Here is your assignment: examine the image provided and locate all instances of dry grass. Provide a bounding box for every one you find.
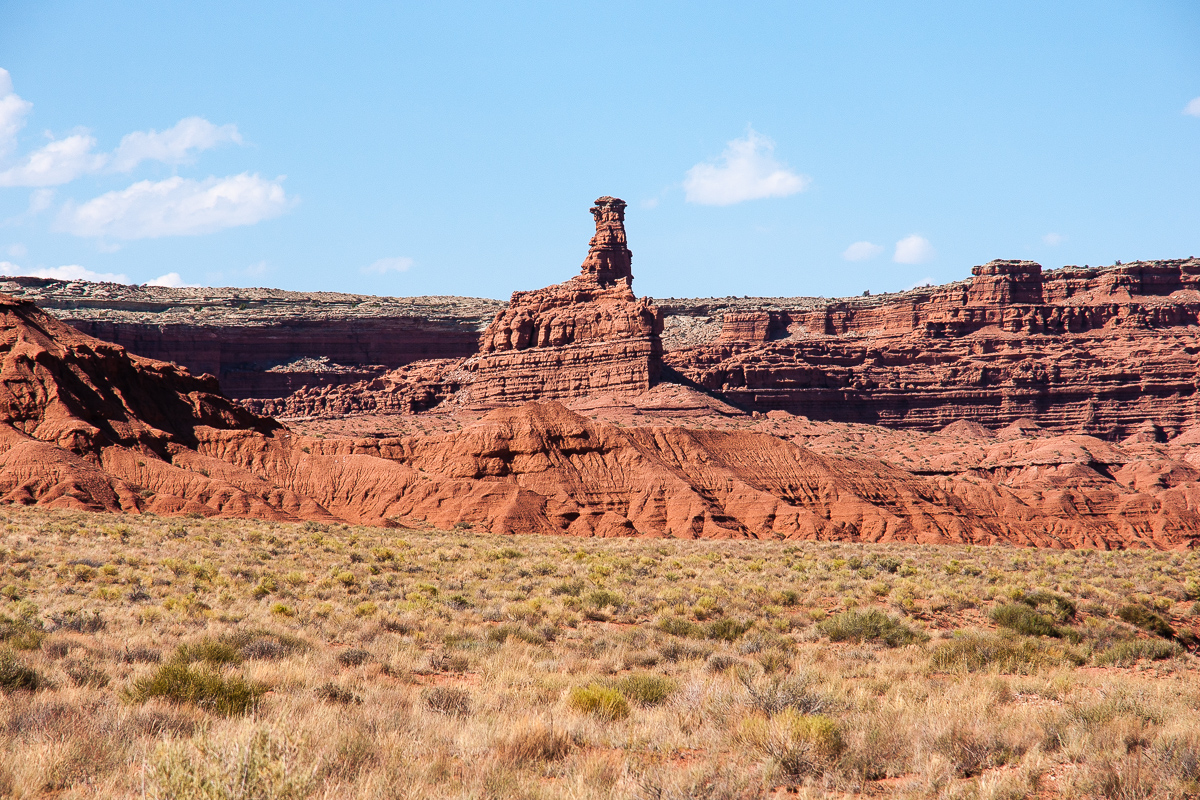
[0,507,1197,798]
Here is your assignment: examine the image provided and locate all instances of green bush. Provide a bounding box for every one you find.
[1095,638,1184,667]
[705,618,751,642]
[990,603,1062,638]
[0,648,43,693]
[1116,605,1175,639]
[656,616,701,638]
[585,589,623,609]
[0,615,45,651]
[485,624,545,645]
[126,662,265,715]
[568,683,630,720]
[614,673,676,706]
[819,609,927,647]
[929,631,1082,674]
[1017,590,1077,622]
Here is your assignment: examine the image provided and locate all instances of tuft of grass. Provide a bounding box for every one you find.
[990,603,1062,637]
[315,682,363,704]
[819,609,927,647]
[705,618,751,642]
[657,616,701,638]
[613,673,677,706]
[496,721,576,763]
[175,637,243,666]
[568,683,630,720]
[1094,638,1184,667]
[0,615,46,651]
[485,624,545,645]
[422,686,472,716]
[125,661,265,715]
[929,631,1082,674]
[0,648,44,693]
[1116,605,1175,639]
[336,648,372,667]
[738,709,844,780]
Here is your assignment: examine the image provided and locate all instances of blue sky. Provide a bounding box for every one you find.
[1,1,1198,300]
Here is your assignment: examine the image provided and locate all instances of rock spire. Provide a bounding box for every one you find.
[579,196,633,287]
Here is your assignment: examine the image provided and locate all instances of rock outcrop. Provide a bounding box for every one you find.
[663,258,1200,437]
[1,289,1199,548]
[0,278,503,400]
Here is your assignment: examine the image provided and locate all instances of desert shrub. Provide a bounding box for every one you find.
[706,653,744,673]
[657,616,701,638]
[585,589,622,609]
[485,624,545,645]
[1020,590,1077,622]
[496,721,576,763]
[991,603,1062,637]
[53,610,105,633]
[739,671,829,716]
[65,661,110,688]
[614,673,676,706]
[422,686,472,716]
[706,618,751,642]
[336,648,372,667]
[126,662,265,715]
[819,609,927,647]
[176,637,242,666]
[738,710,844,780]
[150,729,316,800]
[550,578,584,597]
[315,682,362,704]
[0,648,44,693]
[121,645,162,663]
[659,638,713,662]
[0,615,45,650]
[1094,638,1184,667]
[568,683,630,720]
[233,630,310,661]
[929,630,1082,674]
[1116,605,1175,639]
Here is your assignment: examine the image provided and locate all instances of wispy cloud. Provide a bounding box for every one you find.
[363,257,414,275]
[842,241,884,261]
[1043,232,1066,246]
[0,260,128,283]
[683,129,810,206]
[57,173,291,239]
[1184,97,1200,117]
[0,133,108,187]
[111,117,241,172]
[894,234,935,264]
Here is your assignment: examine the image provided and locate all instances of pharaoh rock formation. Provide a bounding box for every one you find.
[463,196,662,404]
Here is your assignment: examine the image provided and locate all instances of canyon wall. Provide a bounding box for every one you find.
[0,278,503,400]
[9,248,1200,437]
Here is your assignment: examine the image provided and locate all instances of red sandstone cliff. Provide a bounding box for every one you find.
[1,289,1198,548]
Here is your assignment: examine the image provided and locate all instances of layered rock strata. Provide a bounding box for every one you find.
[459,196,663,404]
[664,258,1200,437]
[0,277,503,400]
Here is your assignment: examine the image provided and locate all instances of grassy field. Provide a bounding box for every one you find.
[0,509,1198,799]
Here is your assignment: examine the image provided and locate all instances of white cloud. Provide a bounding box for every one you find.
[57,173,291,239]
[1184,97,1200,117]
[1043,232,1066,246]
[683,129,810,206]
[0,260,128,283]
[363,257,414,275]
[0,133,107,187]
[0,69,32,159]
[5,243,26,258]
[111,117,241,172]
[894,234,935,264]
[842,241,884,261]
[146,272,195,288]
